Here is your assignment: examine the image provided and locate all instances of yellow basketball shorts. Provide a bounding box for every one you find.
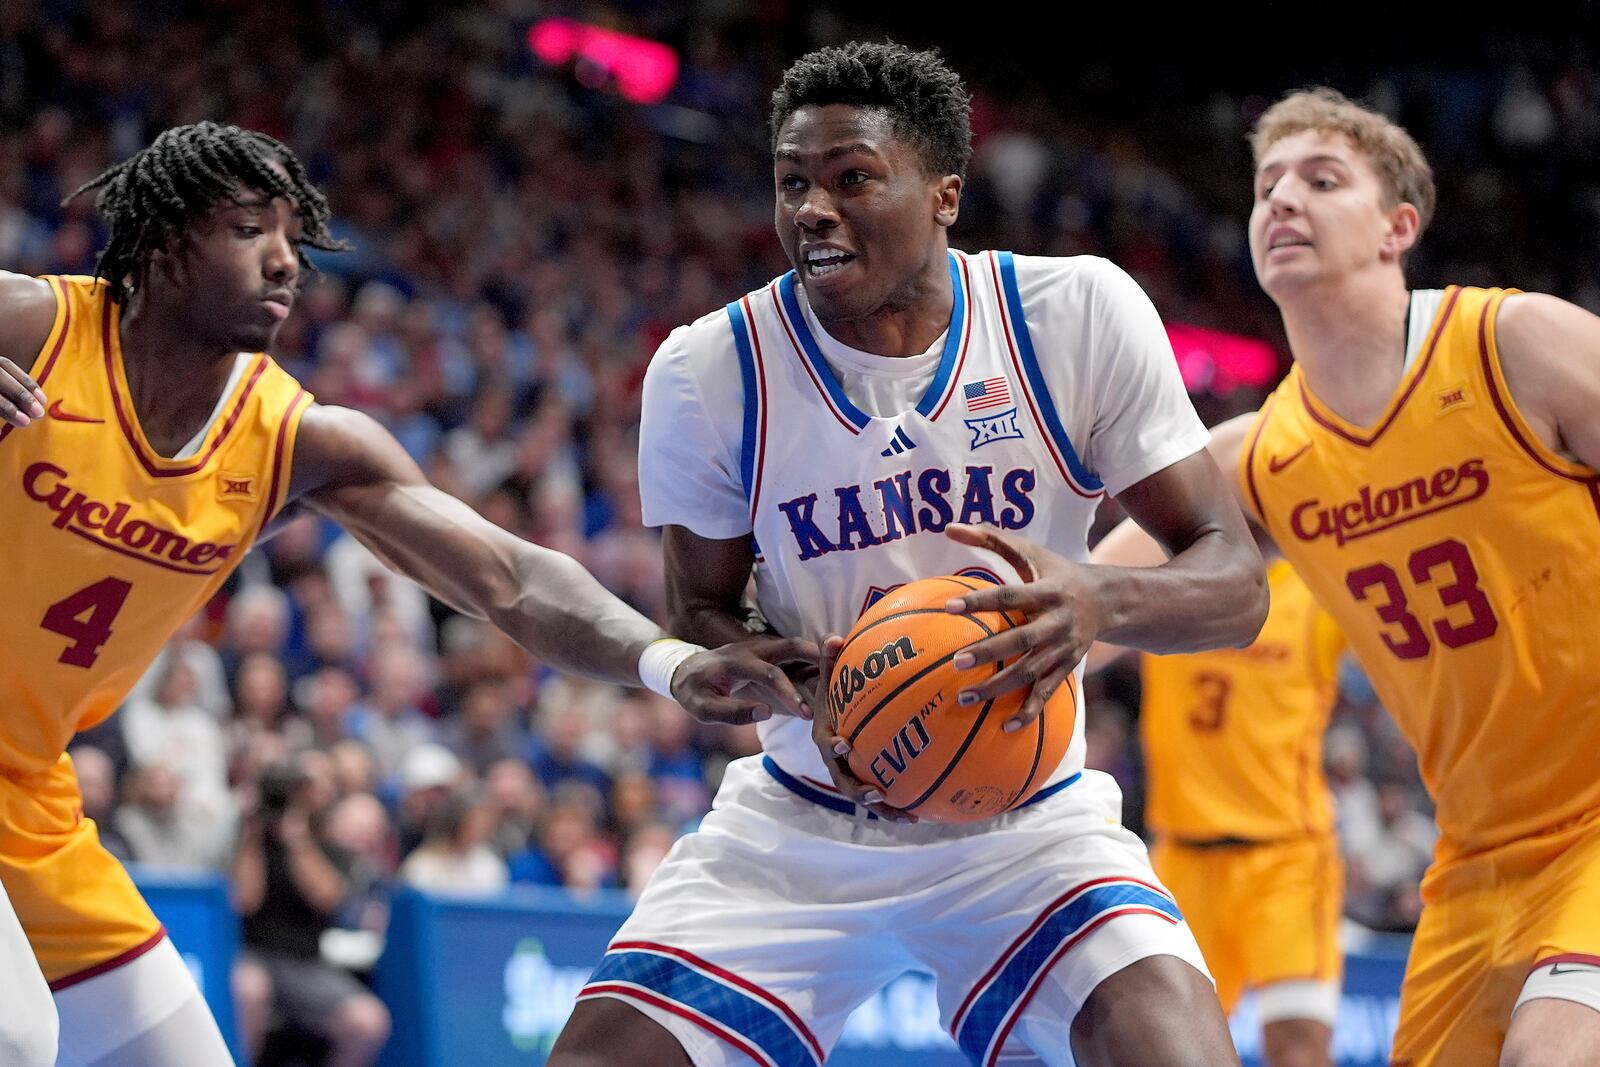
[1151,833,1342,1014]
[0,754,164,986]
[1390,812,1600,1067]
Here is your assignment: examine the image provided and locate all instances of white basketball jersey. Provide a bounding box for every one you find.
[640,249,1208,783]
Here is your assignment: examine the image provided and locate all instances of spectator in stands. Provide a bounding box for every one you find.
[398,786,510,897]
[346,644,436,792]
[393,743,464,858]
[484,757,547,858]
[122,658,233,818]
[438,678,531,775]
[69,744,131,863]
[116,763,233,872]
[232,760,392,1067]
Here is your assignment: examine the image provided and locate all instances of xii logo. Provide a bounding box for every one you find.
[218,472,256,501]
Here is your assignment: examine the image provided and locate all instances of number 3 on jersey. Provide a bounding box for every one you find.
[41,578,133,668]
[1345,538,1498,660]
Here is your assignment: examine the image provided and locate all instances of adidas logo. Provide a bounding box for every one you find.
[880,427,917,457]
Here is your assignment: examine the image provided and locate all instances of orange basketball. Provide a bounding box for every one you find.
[827,575,1076,823]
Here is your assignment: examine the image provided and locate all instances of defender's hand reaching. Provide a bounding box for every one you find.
[669,636,819,726]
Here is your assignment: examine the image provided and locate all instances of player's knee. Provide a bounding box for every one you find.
[329,993,391,1052]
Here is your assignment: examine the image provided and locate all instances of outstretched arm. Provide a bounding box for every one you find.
[286,404,812,722]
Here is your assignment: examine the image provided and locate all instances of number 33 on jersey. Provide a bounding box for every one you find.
[0,276,310,776]
[1241,285,1600,855]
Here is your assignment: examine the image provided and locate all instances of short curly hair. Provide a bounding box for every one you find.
[770,41,972,179]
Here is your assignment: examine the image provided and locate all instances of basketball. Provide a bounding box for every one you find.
[827,575,1076,823]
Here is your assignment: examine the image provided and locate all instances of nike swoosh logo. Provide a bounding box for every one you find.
[48,399,104,424]
[1267,443,1311,474]
[1548,962,1600,975]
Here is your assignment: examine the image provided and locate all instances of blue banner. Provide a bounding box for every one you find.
[371,886,1409,1067]
[133,874,1406,1066]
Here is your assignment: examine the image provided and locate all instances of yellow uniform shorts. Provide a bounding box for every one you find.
[1390,812,1600,1067]
[1151,832,1342,1014]
[0,754,164,986]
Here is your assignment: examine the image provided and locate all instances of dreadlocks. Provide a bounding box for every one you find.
[65,121,346,302]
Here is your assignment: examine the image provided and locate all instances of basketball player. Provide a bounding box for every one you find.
[1086,536,1346,1067]
[550,43,1268,1067]
[1093,88,1600,1066]
[0,122,811,1067]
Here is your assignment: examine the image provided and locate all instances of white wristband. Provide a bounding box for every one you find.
[638,638,706,700]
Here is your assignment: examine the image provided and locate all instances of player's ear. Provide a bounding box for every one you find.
[934,174,961,229]
[1381,202,1420,263]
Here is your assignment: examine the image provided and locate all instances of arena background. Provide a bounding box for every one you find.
[4,2,1599,1063]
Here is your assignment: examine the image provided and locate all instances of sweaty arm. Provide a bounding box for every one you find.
[1494,293,1600,471]
[285,405,811,722]
[0,272,60,429]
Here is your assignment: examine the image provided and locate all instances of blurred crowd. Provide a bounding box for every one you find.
[6,1,1598,1050]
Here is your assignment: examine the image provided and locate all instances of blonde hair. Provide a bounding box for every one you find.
[1251,87,1436,238]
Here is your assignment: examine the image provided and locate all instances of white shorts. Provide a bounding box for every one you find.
[578,756,1209,1067]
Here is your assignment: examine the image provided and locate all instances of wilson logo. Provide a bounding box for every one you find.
[828,636,919,722]
[1289,458,1489,546]
[24,462,239,572]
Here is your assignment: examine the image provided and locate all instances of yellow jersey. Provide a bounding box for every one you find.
[0,276,310,776]
[1241,286,1600,857]
[1141,559,1344,842]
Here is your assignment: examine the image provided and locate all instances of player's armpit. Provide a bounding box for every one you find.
[1494,292,1600,472]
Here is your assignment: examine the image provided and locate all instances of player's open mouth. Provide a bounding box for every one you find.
[804,248,856,278]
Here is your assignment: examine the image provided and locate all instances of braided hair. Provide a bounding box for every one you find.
[65,121,346,302]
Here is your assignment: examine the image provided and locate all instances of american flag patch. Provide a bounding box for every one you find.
[963,376,1012,412]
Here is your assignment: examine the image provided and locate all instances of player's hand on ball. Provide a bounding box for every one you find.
[670,636,819,725]
[0,356,45,429]
[811,635,918,824]
[941,523,1100,732]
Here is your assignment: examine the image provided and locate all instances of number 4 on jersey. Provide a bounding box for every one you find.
[41,578,133,668]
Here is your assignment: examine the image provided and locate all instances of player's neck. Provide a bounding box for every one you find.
[1278,273,1411,429]
[118,296,243,456]
[814,258,953,357]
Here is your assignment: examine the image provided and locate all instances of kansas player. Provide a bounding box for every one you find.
[0,122,810,1067]
[1095,88,1600,1066]
[550,43,1267,1067]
